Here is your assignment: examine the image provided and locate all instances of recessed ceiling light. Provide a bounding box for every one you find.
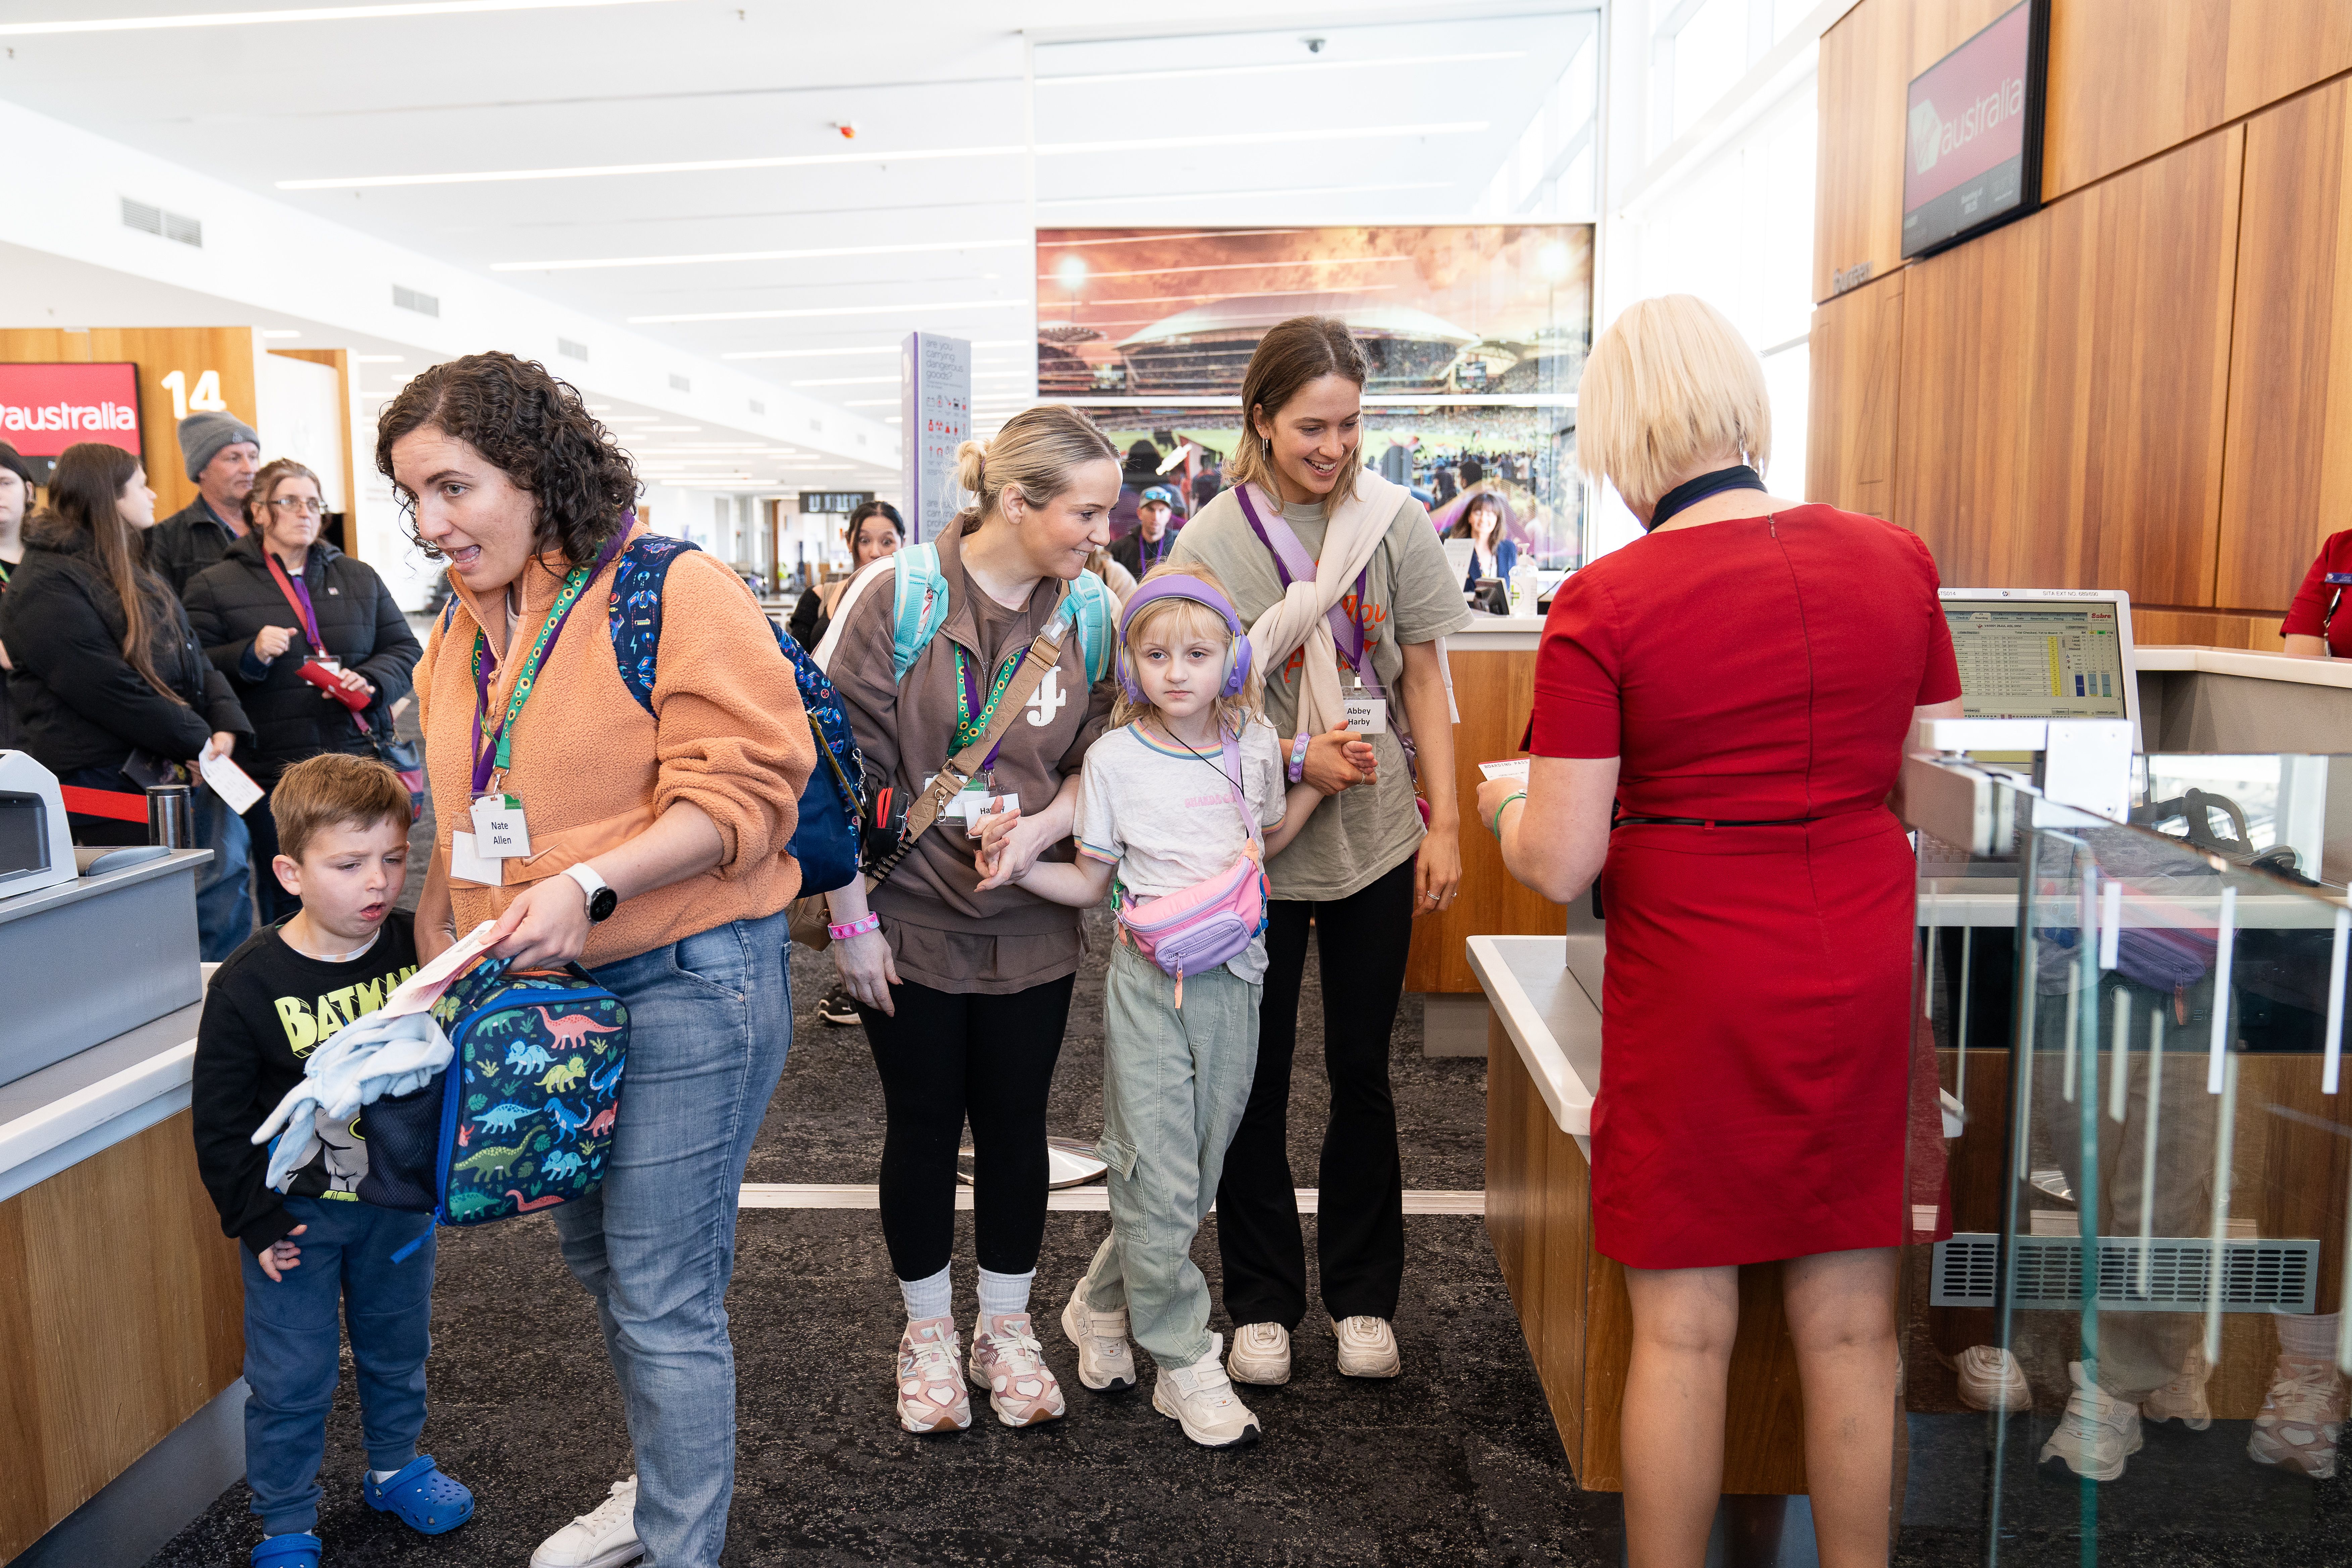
[720,339,1027,362]
[641,424,702,431]
[352,353,405,362]
[262,328,302,338]
[629,299,1024,325]
[276,125,1481,192]
[845,399,897,407]
[1035,50,1524,87]
[0,0,680,37]
[492,237,1025,272]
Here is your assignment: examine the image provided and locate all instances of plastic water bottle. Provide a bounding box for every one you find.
[1509,561,1538,617]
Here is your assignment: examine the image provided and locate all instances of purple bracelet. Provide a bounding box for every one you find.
[1289,731,1311,783]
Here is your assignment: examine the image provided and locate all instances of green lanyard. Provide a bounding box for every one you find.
[953,645,1025,767]
[469,559,599,794]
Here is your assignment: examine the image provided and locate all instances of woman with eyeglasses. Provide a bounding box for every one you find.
[186,457,421,923]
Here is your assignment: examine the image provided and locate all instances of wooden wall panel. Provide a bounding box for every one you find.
[1806,271,1906,517]
[2044,0,2352,200]
[1896,130,2240,604]
[1813,0,2017,304]
[1405,648,1565,995]
[0,328,260,521]
[0,1112,244,1559]
[2217,79,2352,616]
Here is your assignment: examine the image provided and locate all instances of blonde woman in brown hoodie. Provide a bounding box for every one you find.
[382,353,815,1568]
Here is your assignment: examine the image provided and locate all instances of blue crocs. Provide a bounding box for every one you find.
[251,1532,321,1568]
[361,1455,475,1535]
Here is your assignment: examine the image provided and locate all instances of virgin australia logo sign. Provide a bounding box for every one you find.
[1911,100,1942,174]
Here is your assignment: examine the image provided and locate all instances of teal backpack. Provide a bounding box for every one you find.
[882,543,1114,685]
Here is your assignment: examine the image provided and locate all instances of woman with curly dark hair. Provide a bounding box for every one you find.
[381,352,816,1568]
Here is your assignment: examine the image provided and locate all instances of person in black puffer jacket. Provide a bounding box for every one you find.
[0,441,255,956]
[185,457,420,923]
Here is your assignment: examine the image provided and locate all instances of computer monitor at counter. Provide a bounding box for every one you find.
[1939,587,2140,746]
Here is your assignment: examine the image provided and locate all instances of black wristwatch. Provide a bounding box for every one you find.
[564,862,619,923]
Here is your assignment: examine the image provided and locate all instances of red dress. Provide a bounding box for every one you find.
[1530,506,1961,1269]
[2280,529,2352,656]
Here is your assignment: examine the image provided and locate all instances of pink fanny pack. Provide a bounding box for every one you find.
[1117,726,1269,1004]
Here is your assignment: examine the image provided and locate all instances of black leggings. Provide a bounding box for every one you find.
[858,973,1074,1281]
[1215,854,1416,1329]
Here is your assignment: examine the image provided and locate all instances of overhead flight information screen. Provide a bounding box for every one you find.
[1943,599,2128,720]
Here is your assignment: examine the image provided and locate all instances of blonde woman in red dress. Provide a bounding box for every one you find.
[1481,295,1963,1568]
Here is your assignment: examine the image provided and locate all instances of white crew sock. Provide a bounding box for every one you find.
[977,1265,1034,1321]
[2278,1310,2340,1361]
[899,1264,952,1322]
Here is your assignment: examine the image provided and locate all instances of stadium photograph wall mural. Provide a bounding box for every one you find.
[1035,224,1596,570]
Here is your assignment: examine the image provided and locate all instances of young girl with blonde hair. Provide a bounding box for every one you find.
[981,560,1369,1446]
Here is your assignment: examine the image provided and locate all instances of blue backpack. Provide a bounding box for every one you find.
[607,535,865,896]
[359,958,628,1240]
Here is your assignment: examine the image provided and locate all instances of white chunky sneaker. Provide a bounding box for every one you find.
[1334,1315,1402,1379]
[2144,1343,2214,1431]
[2247,1356,2347,1478]
[530,1475,642,1568]
[2039,1360,2143,1481]
[1226,1321,1292,1385]
[968,1312,1067,1427]
[896,1316,972,1433]
[1154,1335,1262,1448]
[1060,1277,1136,1392]
[1955,1346,2032,1413]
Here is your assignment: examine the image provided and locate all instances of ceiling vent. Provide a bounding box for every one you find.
[122,197,202,248]
[393,285,439,318]
[557,337,588,361]
[669,373,692,392]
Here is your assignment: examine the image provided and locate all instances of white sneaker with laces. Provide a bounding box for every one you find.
[1955,1346,2032,1412]
[1226,1321,1291,1385]
[530,1475,642,1568]
[1154,1335,1262,1448]
[1060,1277,1136,1391]
[2039,1361,2143,1482]
[1334,1315,1402,1379]
[2248,1356,2348,1478]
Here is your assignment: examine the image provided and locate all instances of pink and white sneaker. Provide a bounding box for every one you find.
[2248,1356,2348,1479]
[968,1312,1067,1428]
[896,1316,972,1433]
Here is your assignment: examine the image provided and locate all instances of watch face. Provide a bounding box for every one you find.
[587,887,619,922]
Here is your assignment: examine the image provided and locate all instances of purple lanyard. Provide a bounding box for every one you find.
[1233,484,1377,693]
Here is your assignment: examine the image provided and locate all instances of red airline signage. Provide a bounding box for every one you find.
[0,362,143,458]
[1901,0,2045,258]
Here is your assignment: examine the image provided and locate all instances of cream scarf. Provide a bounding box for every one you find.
[1242,470,1409,736]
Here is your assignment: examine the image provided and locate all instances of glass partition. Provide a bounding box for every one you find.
[1907,762,2352,1565]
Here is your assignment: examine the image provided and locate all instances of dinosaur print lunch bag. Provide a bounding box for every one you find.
[359,957,628,1228]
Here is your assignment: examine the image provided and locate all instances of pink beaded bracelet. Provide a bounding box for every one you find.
[828,913,881,941]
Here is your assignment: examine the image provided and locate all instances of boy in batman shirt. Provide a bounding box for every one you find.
[192,754,474,1565]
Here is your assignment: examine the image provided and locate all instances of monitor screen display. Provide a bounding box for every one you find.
[1902,0,2046,258]
[1944,599,2129,721]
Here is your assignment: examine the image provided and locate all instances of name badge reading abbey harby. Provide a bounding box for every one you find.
[1342,694,1389,734]
[470,793,533,859]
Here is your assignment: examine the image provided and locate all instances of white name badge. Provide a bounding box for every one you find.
[963,791,1020,836]
[1342,695,1389,734]
[470,793,533,859]
[448,830,506,887]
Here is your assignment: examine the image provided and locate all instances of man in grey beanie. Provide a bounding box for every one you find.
[147,410,261,597]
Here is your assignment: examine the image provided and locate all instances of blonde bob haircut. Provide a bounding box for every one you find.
[953,403,1118,529]
[1576,294,1772,513]
[1110,561,1265,734]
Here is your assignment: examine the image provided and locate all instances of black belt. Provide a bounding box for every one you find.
[1615,814,1815,828]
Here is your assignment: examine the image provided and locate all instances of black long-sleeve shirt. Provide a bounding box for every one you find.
[191,913,419,1253]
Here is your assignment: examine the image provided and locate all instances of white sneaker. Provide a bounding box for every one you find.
[2248,1355,2348,1478]
[1955,1346,2032,1412]
[2144,1343,2214,1431]
[1060,1277,1136,1392]
[1154,1335,1262,1448]
[530,1475,642,1568]
[2039,1361,2143,1481]
[1226,1321,1292,1385]
[1334,1315,1402,1379]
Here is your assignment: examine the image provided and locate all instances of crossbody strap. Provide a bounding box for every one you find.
[862,590,1078,891]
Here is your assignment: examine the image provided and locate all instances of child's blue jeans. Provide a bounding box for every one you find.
[1083,943,1261,1372]
[240,1195,435,1536]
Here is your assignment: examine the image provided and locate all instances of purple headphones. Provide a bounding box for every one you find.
[1116,576,1255,703]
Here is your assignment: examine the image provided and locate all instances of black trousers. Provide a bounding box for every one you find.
[858,973,1074,1282]
[1216,854,1416,1329]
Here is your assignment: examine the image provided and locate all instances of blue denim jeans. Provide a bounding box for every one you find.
[561,907,793,1568]
[240,1196,436,1537]
[1083,944,1260,1372]
[196,783,254,959]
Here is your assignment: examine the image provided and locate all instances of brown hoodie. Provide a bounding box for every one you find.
[416,520,815,967]
[826,515,1114,993]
